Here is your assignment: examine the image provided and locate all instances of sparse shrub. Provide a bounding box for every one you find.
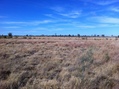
[0,70,11,80]
[88,76,114,89]
[40,79,60,89]
[0,73,19,89]
[115,37,118,40]
[23,36,27,39]
[14,36,18,39]
[82,37,87,40]
[3,35,7,38]
[28,37,31,39]
[104,53,110,62]
[62,76,81,89]
[33,37,36,39]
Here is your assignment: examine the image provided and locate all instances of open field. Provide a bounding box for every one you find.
[0,37,119,89]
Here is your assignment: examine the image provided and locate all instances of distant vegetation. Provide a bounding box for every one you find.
[0,33,13,39]
[0,33,119,39]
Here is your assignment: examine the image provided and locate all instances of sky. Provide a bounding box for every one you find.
[0,0,119,36]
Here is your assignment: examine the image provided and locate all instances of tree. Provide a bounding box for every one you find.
[97,35,100,37]
[26,34,29,37]
[118,35,119,38]
[68,34,71,37]
[77,34,80,37]
[101,34,105,37]
[8,33,13,38]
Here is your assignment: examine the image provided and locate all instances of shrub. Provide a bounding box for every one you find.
[23,36,27,39]
[104,53,110,62]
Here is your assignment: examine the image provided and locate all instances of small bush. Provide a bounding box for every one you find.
[104,53,110,62]
[23,36,27,39]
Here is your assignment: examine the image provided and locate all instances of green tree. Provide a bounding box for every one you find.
[77,34,80,37]
[101,34,105,37]
[8,33,13,38]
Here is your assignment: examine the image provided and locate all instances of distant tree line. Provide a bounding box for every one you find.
[0,33,13,38]
[1,33,119,39]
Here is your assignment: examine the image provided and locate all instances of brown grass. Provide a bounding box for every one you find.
[0,37,119,89]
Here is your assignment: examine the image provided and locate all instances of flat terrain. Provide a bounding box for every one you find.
[0,37,119,89]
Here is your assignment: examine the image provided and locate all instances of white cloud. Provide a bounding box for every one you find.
[88,0,119,5]
[77,25,95,28]
[88,16,119,28]
[93,16,119,24]
[97,1,117,5]
[51,6,64,12]
[59,10,81,18]
[110,7,119,12]
[50,6,81,18]
[1,20,54,26]
[44,14,55,18]
[3,26,20,28]
[77,23,119,29]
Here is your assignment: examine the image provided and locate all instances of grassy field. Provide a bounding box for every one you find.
[0,37,119,89]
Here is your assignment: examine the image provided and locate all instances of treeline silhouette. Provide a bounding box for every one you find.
[0,33,119,39]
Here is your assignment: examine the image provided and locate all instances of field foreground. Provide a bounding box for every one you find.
[0,37,119,89]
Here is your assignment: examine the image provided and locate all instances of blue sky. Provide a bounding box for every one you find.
[0,0,119,35]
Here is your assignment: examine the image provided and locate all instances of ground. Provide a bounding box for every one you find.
[0,37,119,89]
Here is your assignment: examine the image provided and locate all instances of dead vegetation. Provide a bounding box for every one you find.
[0,37,119,89]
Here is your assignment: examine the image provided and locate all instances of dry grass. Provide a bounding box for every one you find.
[0,37,119,89]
